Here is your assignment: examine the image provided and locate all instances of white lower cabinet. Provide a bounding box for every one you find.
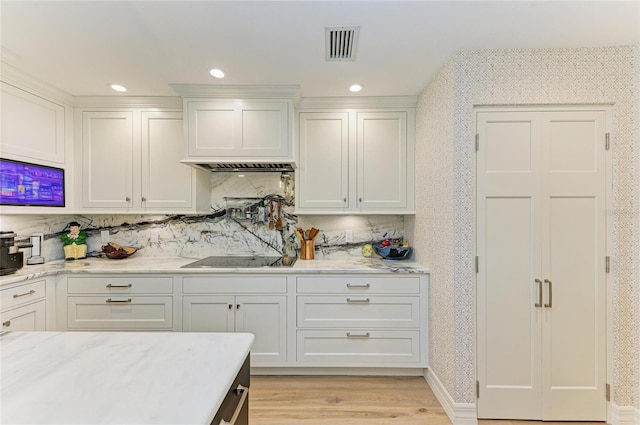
[1,279,48,331]
[296,329,421,364]
[60,275,174,330]
[295,274,427,367]
[50,271,428,370]
[1,300,46,331]
[181,276,288,365]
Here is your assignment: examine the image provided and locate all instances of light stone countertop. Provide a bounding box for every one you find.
[0,331,254,424]
[0,253,429,287]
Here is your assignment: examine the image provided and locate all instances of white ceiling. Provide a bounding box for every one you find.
[1,1,638,98]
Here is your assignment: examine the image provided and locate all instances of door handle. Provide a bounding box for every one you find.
[534,279,542,307]
[106,298,132,303]
[346,298,370,303]
[218,384,249,425]
[544,279,552,308]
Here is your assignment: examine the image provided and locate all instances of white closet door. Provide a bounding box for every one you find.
[476,111,543,419]
[541,111,606,420]
[476,109,607,420]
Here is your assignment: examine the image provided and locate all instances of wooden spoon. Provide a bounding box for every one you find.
[268,201,274,230]
[275,201,283,231]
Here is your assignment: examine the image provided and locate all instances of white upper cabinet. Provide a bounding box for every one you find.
[357,112,409,210]
[76,103,209,213]
[296,99,416,214]
[171,85,299,164]
[80,111,134,209]
[141,111,197,210]
[184,99,291,159]
[1,82,65,164]
[297,112,350,209]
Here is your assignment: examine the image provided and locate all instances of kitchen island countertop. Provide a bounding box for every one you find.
[0,254,429,287]
[0,331,254,424]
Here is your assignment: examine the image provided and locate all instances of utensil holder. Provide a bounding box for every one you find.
[300,240,315,260]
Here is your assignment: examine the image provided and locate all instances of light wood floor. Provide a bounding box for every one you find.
[250,375,449,424]
[249,375,606,425]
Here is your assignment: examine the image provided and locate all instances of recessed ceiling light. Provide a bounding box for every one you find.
[209,68,225,78]
[109,83,127,93]
[349,83,363,92]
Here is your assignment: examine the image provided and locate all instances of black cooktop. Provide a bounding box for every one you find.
[181,256,296,268]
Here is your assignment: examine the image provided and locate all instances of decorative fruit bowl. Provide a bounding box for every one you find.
[102,242,137,259]
[372,241,412,260]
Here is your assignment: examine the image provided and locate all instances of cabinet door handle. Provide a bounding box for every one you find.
[106,284,132,289]
[534,279,542,307]
[228,304,233,310]
[141,197,147,202]
[125,197,131,202]
[359,197,363,202]
[346,283,370,289]
[2,320,10,327]
[106,298,132,303]
[218,384,249,425]
[236,304,240,310]
[347,332,370,338]
[544,279,553,308]
[346,298,370,303]
[13,289,36,299]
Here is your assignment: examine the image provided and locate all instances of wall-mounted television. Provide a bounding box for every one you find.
[0,158,65,207]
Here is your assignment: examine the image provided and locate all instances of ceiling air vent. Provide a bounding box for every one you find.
[325,26,359,61]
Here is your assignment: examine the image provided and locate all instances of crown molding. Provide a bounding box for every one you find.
[296,95,417,109]
[72,96,183,109]
[0,61,75,106]
[170,84,301,101]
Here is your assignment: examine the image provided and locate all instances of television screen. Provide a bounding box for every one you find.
[0,158,65,207]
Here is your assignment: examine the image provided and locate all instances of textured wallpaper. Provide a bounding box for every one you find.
[411,45,639,408]
[410,56,458,401]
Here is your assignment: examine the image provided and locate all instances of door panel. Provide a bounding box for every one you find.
[477,108,607,421]
[485,121,533,172]
[541,111,606,420]
[477,111,542,419]
[484,197,537,388]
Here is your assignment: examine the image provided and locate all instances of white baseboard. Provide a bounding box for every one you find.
[424,368,477,425]
[609,403,640,425]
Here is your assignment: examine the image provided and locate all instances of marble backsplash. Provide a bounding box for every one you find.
[1,173,405,263]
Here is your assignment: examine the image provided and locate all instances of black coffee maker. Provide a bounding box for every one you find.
[0,231,27,276]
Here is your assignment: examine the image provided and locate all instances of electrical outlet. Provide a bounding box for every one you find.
[345,230,353,243]
[101,230,110,243]
[150,229,159,243]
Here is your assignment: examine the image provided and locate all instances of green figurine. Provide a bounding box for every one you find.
[61,221,88,260]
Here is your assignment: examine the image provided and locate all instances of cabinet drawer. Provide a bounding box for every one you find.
[1,300,46,331]
[296,330,420,364]
[1,280,46,310]
[67,276,173,294]
[296,276,420,294]
[183,276,287,294]
[67,296,173,330]
[297,296,419,328]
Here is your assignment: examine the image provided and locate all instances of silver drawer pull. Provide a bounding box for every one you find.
[346,283,370,289]
[106,284,133,289]
[346,298,370,303]
[2,320,10,327]
[106,298,132,303]
[13,290,36,299]
[347,332,370,338]
[219,384,249,425]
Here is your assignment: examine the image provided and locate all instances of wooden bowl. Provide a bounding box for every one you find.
[102,242,137,259]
